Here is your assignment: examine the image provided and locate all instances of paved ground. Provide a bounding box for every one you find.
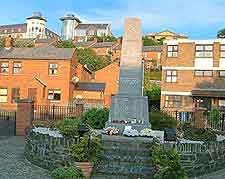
[0,136,50,179]
[192,169,225,179]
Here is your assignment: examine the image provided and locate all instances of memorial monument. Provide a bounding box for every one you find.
[106,17,150,132]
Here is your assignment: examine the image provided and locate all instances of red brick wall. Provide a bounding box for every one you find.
[95,63,120,107]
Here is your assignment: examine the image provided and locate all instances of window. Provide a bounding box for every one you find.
[165,96,181,108]
[195,45,213,57]
[0,62,9,74]
[48,89,61,101]
[0,88,8,103]
[12,88,20,103]
[219,71,225,77]
[220,45,225,58]
[13,62,22,74]
[167,45,178,57]
[49,63,58,75]
[166,70,177,83]
[194,70,213,77]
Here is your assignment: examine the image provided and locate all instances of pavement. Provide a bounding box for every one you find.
[0,136,50,179]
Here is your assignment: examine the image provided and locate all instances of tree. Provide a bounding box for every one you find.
[76,48,111,71]
[55,40,76,48]
[217,28,225,38]
[144,84,161,100]
[142,36,163,46]
[0,38,4,48]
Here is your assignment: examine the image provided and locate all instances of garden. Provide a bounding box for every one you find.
[26,107,225,179]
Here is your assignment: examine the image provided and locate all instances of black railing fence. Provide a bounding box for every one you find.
[33,104,83,121]
[0,111,16,121]
[164,110,225,131]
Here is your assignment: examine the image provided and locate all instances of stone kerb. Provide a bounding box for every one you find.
[25,129,78,170]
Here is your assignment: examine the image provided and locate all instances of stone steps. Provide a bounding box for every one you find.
[91,135,153,178]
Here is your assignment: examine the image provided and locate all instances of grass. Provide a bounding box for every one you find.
[144,70,162,81]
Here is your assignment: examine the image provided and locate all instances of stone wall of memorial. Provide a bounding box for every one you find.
[165,141,225,177]
[25,129,78,170]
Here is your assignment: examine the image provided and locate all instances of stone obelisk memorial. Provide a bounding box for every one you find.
[106,18,150,132]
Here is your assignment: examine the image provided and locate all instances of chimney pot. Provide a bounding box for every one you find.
[4,36,13,49]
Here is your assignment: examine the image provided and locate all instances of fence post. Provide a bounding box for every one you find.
[222,113,225,131]
[52,104,55,120]
[16,99,33,136]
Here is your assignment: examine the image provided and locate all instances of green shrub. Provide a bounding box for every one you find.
[183,126,216,142]
[150,110,176,130]
[152,145,187,179]
[71,134,102,163]
[82,108,109,129]
[51,166,85,179]
[56,117,82,138]
[210,109,220,123]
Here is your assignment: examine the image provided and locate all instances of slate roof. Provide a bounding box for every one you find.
[0,23,59,38]
[76,24,109,30]
[143,46,162,52]
[60,15,82,23]
[0,23,27,34]
[91,42,114,48]
[74,41,95,48]
[75,82,105,91]
[112,45,162,52]
[0,46,75,59]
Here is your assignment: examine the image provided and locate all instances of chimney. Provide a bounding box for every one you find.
[117,37,122,44]
[4,35,13,49]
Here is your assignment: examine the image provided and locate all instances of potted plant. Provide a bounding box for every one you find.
[71,133,102,179]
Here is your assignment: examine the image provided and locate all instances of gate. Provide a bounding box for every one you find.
[0,111,16,136]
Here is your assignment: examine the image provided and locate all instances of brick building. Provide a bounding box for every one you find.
[0,37,92,111]
[161,39,225,112]
[95,62,120,107]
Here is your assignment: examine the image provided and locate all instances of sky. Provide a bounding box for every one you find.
[0,0,225,39]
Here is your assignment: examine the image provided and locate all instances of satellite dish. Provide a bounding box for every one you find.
[72,76,79,83]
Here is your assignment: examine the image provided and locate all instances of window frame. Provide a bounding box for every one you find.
[167,45,178,58]
[195,44,213,58]
[219,70,225,77]
[49,63,58,75]
[48,89,61,101]
[0,61,9,74]
[194,70,213,77]
[166,70,177,83]
[220,45,225,58]
[13,61,22,74]
[165,95,182,108]
[0,88,8,103]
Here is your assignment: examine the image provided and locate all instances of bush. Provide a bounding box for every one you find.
[210,109,220,123]
[183,126,216,142]
[152,144,187,179]
[56,117,82,138]
[71,134,102,163]
[51,166,85,179]
[150,110,176,130]
[82,108,109,129]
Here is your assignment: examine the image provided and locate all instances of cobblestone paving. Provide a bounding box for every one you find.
[0,136,50,179]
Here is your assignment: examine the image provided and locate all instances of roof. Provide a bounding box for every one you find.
[0,46,75,59]
[91,42,114,48]
[74,41,95,48]
[192,89,225,98]
[26,12,47,22]
[60,14,82,23]
[0,23,27,34]
[143,46,162,52]
[75,82,105,91]
[76,24,109,30]
[45,28,60,38]
[112,44,162,52]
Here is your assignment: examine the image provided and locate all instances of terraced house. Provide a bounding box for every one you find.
[0,37,93,111]
[161,39,225,112]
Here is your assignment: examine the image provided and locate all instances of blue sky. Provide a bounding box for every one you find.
[1,0,225,39]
